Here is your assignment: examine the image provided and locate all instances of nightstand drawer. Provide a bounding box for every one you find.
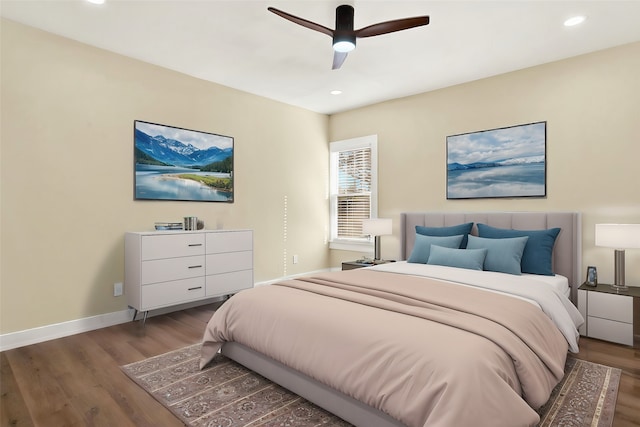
[587,291,633,323]
[587,316,633,346]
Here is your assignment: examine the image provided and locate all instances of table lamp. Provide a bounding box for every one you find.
[595,223,640,291]
[362,218,392,262]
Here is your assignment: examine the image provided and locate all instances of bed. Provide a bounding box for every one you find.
[200,211,584,427]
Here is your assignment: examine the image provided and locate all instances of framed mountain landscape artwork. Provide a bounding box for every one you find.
[446,121,546,199]
[134,120,234,202]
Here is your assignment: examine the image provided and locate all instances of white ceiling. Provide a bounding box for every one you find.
[2,0,640,114]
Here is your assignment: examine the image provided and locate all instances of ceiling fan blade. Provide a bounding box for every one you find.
[332,51,348,70]
[355,16,430,38]
[267,7,334,37]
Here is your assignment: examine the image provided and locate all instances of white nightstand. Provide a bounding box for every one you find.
[577,283,639,346]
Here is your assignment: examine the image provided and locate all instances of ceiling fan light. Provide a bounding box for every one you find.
[564,16,586,27]
[333,40,355,53]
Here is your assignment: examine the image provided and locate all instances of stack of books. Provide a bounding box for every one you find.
[154,222,183,231]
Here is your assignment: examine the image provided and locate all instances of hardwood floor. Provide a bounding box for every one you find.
[1,304,221,427]
[2,303,639,427]
[574,335,640,427]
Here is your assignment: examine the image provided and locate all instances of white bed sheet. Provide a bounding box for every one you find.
[523,273,570,297]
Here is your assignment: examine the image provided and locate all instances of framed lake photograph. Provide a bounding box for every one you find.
[134,120,234,202]
[446,121,546,199]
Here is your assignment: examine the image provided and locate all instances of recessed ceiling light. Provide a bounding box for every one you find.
[564,16,586,27]
[330,90,342,95]
[86,0,105,4]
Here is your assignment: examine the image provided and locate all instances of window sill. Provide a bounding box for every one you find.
[329,240,373,253]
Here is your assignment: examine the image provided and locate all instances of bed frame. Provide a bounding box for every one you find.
[221,211,582,427]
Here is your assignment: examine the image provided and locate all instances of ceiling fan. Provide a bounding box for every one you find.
[268,5,430,70]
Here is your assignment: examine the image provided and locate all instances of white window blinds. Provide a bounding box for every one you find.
[329,135,378,248]
[336,148,371,237]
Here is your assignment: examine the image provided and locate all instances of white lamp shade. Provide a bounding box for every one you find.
[362,218,392,236]
[595,224,640,249]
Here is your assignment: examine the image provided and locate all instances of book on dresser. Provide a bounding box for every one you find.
[125,229,254,319]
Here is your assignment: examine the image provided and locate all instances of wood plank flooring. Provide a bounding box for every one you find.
[2,303,639,427]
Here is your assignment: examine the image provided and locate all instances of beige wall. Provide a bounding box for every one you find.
[329,42,640,286]
[0,20,329,334]
[2,18,639,336]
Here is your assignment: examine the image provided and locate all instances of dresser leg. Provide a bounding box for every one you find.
[131,309,149,326]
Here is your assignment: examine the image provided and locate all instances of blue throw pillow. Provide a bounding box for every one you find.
[427,246,488,271]
[477,224,561,276]
[415,222,474,248]
[466,235,529,275]
[407,234,464,264]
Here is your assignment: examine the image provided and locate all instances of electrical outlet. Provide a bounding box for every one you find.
[114,282,123,297]
[292,255,299,264]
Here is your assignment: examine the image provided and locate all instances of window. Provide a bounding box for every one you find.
[329,135,378,251]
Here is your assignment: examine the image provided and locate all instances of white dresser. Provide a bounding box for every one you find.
[577,283,638,346]
[125,229,253,320]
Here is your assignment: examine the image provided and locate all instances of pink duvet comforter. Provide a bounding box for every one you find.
[201,269,569,427]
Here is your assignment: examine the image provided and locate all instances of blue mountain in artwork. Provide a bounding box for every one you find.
[448,161,499,171]
[448,155,544,171]
[135,129,232,168]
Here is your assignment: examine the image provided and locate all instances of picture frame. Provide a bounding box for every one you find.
[446,121,546,199]
[134,120,234,202]
[585,266,598,286]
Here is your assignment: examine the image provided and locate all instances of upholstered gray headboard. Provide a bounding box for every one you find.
[401,212,582,303]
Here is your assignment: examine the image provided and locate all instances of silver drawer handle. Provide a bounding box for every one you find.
[188,286,203,291]
[188,243,203,247]
[188,265,203,269]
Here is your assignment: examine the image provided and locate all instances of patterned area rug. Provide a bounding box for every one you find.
[536,356,621,427]
[121,344,621,427]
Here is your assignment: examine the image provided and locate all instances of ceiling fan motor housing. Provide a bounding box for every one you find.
[333,5,356,52]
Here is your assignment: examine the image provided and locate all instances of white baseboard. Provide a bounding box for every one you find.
[0,269,333,352]
[0,309,134,352]
[0,297,229,352]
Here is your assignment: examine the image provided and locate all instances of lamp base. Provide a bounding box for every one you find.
[373,235,381,261]
[612,249,627,292]
[609,283,629,292]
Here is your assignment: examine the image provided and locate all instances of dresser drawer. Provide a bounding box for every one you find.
[587,316,633,346]
[141,256,205,284]
[141,233,205,260]
[206,231,252,254]
[141,277,206,310]
[587,291,633,323]
[206,251,252,275]
[206,270,253,296]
